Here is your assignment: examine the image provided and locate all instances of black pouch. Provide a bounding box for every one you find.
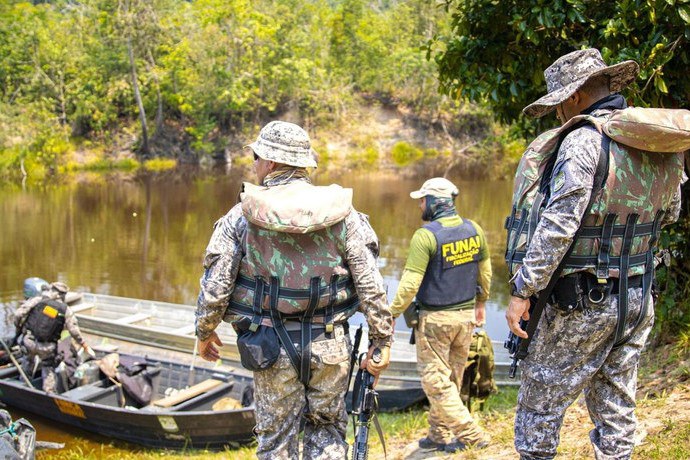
[236,322,280,371]
[550,274,586,313]
[402,301,420,329]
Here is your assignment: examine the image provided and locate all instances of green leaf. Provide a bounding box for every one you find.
[679,5,690,23]
[655,75,669,93]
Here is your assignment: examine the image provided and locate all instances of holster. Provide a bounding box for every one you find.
[402,301,419,329]
[549,274,587,313]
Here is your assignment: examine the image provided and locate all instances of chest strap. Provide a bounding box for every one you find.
[235,275,354,386]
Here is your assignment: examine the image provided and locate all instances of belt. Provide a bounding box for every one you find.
[610,274,643,295]
[285,322,342,343]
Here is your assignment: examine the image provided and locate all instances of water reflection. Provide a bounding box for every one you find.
[0,167,513,333]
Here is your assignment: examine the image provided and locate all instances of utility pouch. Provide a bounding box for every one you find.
[402,301,420,329]
[550,275,586,313]
[236,319,280,371]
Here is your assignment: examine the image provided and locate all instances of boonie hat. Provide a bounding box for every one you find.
[246,121,318,168]
[50,282,69,294]
[410,177,459,200]
[523,48,639,118]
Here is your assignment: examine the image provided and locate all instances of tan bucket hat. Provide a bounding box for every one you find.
[246,121,318,168]
[410,177,459,199]
[523,48,639,118]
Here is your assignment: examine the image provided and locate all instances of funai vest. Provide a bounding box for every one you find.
[24,299,67,342]
[505,111,685,280]
[417,219,482,308]
[226,181,360,329]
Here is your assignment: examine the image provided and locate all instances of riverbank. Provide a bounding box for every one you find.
[36,343,689,459]
[2,99,525,183]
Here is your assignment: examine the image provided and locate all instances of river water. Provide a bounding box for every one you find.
[0,166,514,452]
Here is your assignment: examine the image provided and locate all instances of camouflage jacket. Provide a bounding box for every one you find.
[196,171,393,347]
[511,108,685,298]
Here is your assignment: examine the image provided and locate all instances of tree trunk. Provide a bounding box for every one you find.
[128,37,149,157]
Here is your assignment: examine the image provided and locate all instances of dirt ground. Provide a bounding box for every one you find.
[379,349,690,460]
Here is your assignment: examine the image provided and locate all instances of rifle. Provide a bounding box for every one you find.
[351,351,386,460]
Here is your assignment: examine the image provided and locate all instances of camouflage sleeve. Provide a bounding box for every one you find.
[512,128,599,297]
[661,171,687,227]
[355,211,380,258]
[12,296,43,328]
[196,204,246,341]
[64,307,86,346]
[344,210,393,347]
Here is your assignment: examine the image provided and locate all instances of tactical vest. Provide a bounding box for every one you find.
[24,299,67,342]
[505,112,684,280]
[226,181,361,384]
[417,219,482,308]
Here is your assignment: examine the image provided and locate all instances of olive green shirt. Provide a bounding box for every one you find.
[390,216,492,317]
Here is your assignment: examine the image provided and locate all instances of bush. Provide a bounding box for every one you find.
[390,141,423,166]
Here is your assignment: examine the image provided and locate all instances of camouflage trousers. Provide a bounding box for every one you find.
[19,334,58,393]
[416,309,488,445]
[515,286,654,460]
[253,324,351,460]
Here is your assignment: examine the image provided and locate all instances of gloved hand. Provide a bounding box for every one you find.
[363,344,390,377]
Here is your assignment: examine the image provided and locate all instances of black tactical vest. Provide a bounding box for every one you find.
[417,219,482,308]
[24,299,67,342]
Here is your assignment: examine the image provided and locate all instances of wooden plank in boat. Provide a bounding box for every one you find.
[113,313,151,325]
[152,378,223,408]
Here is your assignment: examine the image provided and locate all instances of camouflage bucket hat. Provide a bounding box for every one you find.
[523,48,639,118]
[246,121,318,168]
[50,282,69,294]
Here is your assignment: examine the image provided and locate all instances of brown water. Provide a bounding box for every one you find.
[0,166,514,452]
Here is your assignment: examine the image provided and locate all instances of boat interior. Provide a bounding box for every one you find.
[0,354,254,412]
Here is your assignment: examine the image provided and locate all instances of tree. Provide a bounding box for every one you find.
[430,0,690,339]
[431,0,690,124]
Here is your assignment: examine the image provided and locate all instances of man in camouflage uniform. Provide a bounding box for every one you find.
[506,49,685,459]
[13,282,92,393]
[390,177,492,453]
[196,120,393,459]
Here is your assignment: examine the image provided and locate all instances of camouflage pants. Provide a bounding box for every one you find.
[253,324,351,460]
[416,309,488,445]
[515,286,653,460]
[20,334,58,393]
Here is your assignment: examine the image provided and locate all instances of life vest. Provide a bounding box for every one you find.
[23,299,67,343]
[226,180,361,383]
[227,181,359,322]
[417,219,483,308]
[505,109,685,280]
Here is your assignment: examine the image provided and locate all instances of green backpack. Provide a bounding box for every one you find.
[461,330,497,411]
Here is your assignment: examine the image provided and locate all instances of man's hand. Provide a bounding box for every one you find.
[199,332,223,361]
[361,344,390,384]
[82,343,96,359]
[506,296,531,339]
[474,300,486,327]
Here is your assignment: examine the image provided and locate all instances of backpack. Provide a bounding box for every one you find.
[536,107,690,155]
[461,330,497,411]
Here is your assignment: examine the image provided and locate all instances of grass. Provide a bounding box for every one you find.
[38,345,690,460]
